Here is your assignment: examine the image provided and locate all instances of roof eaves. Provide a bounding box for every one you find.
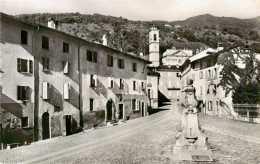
[1,12,150,63]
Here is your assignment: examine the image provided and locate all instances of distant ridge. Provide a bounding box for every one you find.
[15,12,260,54]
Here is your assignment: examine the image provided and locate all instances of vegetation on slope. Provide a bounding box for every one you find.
[16,13,260,54]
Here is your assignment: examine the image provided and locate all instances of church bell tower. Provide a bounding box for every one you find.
[149,27,160,67]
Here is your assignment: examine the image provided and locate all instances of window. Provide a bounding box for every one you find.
[207,70,211,80]
[132,63,137,72]
[90,75,97,87]
[21,117,29,128]
[90,99,94,111]
[132,99,136,110]
[208,101,212,111]
[42,82,50,100]
[119,79,124,89]
[199,71,203,79]
[141,82,145,90]
[63,61,69,74]
[133,81,136,90]
[42,36,49,50]
[107,55,113,67]
[200,86,203,95]
[63,42,69,53]
[21,30,28,45]
[17,58,33,73]
[148,89,151,99]
[17,86,29,100]
[118,59,124,69]
[191,63,195,69]
[87,50,97,63]
[63,83,69,99]
[42,57,50,71]
[108,77,114,88]
[214,68,217,78]
[153,34,157,41]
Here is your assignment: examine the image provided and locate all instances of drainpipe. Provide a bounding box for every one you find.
[78,43,84,129]
[33,26,40,142]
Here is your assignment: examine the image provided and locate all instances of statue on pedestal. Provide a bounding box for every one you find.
[173,79,213,162]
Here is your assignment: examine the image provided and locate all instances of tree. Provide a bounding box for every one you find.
[217,47,260,103]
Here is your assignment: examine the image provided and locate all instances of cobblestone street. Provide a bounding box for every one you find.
[0,102,260,164]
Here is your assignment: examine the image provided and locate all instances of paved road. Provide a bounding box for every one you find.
[0,103,182,164]
[1,103,260,164]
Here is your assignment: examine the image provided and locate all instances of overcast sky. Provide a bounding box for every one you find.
[0,0,259,21]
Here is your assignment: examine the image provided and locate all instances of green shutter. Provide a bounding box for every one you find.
[29,60,33,73]
[93,52,97,63]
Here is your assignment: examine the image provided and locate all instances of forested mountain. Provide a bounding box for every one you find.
[16,13,260,54]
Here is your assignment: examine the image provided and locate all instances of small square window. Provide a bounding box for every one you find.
[21,30,28,45]
[118,59,124,69]
[107,55,113,67]
[17,58,28,73]
[42,36,49,50]
[119,79,124,89]
[90,75,96,87]
[63,42,69,53]
[21,117,29,127]
[132,63,137,72]
[17,86,30,100]
[132,99,136,111]
[90,99,94,111]
[42,57,50,71]
[133,81,136,90]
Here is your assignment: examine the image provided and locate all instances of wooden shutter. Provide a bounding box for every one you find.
[93,52,97,63]
[17,86,21,100]
[25,86,30,100]
[29,60,33,73]
[43,82,50,99]
[122,59,124,69]
[17,59,22,72]
[64,83,69,99]
[63,61,69,74]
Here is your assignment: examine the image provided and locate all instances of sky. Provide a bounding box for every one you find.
[0,0,260,21]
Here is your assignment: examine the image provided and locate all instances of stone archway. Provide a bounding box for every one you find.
[42,112,50,140]
[106,99,115,122]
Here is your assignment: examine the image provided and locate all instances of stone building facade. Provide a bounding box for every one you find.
[0,13,150,147]
[179,46,259,117]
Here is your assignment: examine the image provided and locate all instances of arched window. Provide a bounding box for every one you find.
[154,34,157,41]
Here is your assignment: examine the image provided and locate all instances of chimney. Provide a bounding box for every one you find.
[217,43,224,51]
[102,34,108,46]
[48,18,58,30]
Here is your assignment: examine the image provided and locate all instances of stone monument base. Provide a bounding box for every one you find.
[172,149,213,162]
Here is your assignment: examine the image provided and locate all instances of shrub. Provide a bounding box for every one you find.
[83,110,105,129]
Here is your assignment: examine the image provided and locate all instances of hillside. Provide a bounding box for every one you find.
[16,13,260,54]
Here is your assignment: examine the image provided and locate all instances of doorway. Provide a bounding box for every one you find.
[119,104,123,120]
[65,115,72,136]
[141,102,145,117]
[42,112,50,140]
[106,99,114,121]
